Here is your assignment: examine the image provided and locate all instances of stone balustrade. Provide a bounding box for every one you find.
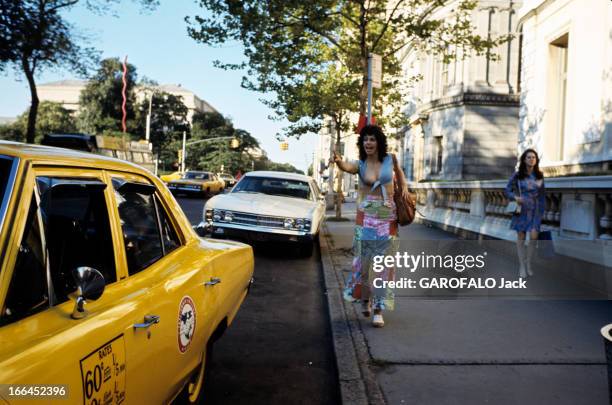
[411,176,612,266]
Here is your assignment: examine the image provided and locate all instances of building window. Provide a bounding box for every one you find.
[432,136,443,174]
[546,33,569,161]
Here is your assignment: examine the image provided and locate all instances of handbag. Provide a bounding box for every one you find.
[391,154,416,226]
[505,176,522,215]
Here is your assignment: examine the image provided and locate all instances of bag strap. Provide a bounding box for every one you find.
[391,153,407,191]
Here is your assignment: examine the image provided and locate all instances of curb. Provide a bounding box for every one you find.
[320,222,386,405]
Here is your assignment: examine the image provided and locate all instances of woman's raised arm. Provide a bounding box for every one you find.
[330,151,358,174]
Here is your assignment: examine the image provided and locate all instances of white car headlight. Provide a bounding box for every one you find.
[283,218,295,229]
[213,210,223,221]
[224,212,234,222]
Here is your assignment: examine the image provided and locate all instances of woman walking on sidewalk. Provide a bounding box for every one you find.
[504,148,546,278]
[330,124,401,328]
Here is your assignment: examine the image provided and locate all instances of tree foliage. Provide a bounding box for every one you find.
[134,90,190,164]
[187,0,510,135]
[0,0,99,143]
[0,101,76,143]
[184,112,261,175]
[78,57,139,134]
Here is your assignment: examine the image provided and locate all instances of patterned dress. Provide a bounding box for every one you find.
[343,155,399,311]
[504,172,546,232]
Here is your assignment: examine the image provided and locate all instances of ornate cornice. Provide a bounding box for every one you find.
[418,92,520,115]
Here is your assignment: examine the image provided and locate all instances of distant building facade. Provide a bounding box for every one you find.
[401,0,522,182]
[37,80,217,124]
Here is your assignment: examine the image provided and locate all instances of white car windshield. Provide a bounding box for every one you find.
[233,176,311,200]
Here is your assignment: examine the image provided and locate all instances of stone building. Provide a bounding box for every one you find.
[517,0,612,176]
[409,0,612,293]
[37,80,217,124]
[402,0,522,181]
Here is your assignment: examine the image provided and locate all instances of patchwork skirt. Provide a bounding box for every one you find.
[343,196,399,311]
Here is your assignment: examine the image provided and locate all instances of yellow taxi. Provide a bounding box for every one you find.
[167,171,225,197]
[0,141,254,404]
[159,171,184,183]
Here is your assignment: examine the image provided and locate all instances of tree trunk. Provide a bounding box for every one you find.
[334,124,343,219]
[23,59,38,144]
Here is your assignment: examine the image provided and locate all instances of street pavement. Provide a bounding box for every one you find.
[322,202,612,405]
[177,197,341,405]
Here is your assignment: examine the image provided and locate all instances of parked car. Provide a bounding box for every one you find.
[167,170,225,197]
[218,172,237,188]
[160,170,183,183]
[202,171,326,256]
[0,141,254,404]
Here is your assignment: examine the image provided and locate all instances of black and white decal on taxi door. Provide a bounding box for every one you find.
[178,296,196,353]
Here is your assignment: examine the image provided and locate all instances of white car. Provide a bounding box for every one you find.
[202,171,326,256]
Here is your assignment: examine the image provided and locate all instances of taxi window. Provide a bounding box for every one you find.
[156,196,180,255]
[114,188,163,275]
[2,195,48,325]
[37,178,117,304]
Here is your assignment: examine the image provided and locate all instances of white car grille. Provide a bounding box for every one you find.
[231,212,285,228]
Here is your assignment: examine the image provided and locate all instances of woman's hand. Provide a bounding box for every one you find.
[329,151,342,165]
[515,197,523,205]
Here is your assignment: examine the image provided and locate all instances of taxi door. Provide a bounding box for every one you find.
[107,172,220,402]
[0,166,154,404]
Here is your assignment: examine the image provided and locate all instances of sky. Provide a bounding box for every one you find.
[0,0,317,173]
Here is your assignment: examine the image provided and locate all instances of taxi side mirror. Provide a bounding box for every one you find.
[71,267,106,319]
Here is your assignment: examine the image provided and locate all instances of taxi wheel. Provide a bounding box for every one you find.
[176,341,213,404]
[298,241,314,258]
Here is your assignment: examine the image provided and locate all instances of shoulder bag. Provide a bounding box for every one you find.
[391,154,416,226]
[505,176,522,215]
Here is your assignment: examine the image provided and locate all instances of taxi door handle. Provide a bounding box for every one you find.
[134,315,160,329]
[205,277,221,287]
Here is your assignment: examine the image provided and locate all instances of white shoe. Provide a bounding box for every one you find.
[372,314,385,328]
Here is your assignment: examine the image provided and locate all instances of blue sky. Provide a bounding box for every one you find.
[0,0,317,172]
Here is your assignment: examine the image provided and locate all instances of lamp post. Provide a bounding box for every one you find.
[145,91,153,142]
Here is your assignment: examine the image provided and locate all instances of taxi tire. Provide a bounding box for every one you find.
[175,341,213,404]
[298,241,314,258]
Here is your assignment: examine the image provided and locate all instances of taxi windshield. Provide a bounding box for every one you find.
[0,156,17,240]
[184,172,210,180]
[232,176,311,200]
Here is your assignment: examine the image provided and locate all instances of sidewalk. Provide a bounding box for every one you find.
[321,202,612,405]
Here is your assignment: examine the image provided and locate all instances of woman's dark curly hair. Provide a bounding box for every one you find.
[357,125,388,162]
[517,148,544,180]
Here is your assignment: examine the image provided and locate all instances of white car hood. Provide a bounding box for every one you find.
[207,192,316,218]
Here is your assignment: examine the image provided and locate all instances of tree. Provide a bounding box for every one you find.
[0,0,158,144]
[0,122,22,141]
[0,0,98,143]
[134,90,190,167]
[0,101,77,143]
[187,0,509,130]
[186,112,260,174]
[78,57,139,134]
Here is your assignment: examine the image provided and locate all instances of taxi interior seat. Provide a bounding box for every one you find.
[43,188,116,304]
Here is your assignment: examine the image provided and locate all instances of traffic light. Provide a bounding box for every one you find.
[230,138,240,149]
[177,149,183,162]
[280,141,288,151]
